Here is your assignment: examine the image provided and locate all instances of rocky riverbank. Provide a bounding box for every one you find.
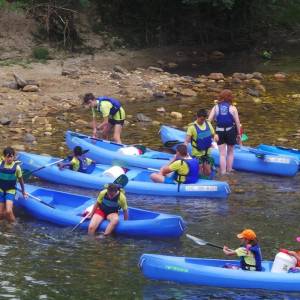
[1,49,300,151]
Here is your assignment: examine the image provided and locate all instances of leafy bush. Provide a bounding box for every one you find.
[32,47,49,60]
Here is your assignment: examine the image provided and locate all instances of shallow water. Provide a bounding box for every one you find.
[2,53,300,299]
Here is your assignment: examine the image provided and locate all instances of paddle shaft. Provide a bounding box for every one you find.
[71,215,89,232]
[17,188,55,209]
[24,159,64,177]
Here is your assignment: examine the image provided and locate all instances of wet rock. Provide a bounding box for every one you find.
[0,117,11,125]
[209,51,224,60]
[252,97,262,104]
[22,85,39,92]
[136,113,152,122]
[152,120,160,126]
[167,62,178,69]
[233,73,247,80]
[170,112,183,119]
[152,92,165,98]
[291,94,300,99]
[245,74,254,80]
[247,88,260,97]
[24,133,36,143]
[148,66,164,72]
[277,137,288,142]
[110,72,123,80]
[157,107,166,113]
[179,88,197,97]
[208,73,224,81]
[13,73,27,88]
[274,72,287,80]
[113,65,128,74]
[252,72,264,80]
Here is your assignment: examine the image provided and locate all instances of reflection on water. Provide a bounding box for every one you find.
[2,53,300,299]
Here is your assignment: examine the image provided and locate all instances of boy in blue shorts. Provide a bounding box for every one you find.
[0,147,27,222]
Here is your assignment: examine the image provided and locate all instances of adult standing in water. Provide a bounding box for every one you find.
[208,89,241,175]
[83,93,126,143]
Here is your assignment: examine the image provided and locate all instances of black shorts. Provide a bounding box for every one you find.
[216,126,237,145]
[108,118,125,126]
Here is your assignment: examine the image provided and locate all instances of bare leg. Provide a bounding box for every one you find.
[5,200,15,223]
[218,144,227,175]
[202,162,212,177]
[150,173,165,183]
[113,124,122,144]
[226,145,235,172]
[0,203,5,220]
[88,214,104,235]
[104,213,119,235]
[101,123,113,140]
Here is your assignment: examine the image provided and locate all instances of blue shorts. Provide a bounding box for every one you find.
[0,189,16,203]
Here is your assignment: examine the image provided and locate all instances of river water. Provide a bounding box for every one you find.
[1,54,300,299]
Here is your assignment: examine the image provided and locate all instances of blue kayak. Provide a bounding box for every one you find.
[139,254,300,291]
[257,144,300,163]
[18,152,230,198]
[65,130,173,170]
[159,125,299,177]
[16,184,185,238]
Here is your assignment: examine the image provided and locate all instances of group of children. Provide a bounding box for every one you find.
[0,90,298,273]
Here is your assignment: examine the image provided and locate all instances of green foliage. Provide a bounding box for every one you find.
[32,47,49,60]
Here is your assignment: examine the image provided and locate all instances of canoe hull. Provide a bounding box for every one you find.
[16,185,185,238]
[159,125,299,177]
[139,254,300,291]
[18,152,230,198]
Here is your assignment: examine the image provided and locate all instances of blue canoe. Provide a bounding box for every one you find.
[16,184,185,238]
[18,152,230,198]
[139,254,300,291]
[65,130,173,170]
[159,125,299,177]
[257,144,300,163]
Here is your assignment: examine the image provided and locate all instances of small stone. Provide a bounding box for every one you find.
[22,85,39,92]
[167,62,178,69]
[252,72,264,80]
[51,96,62,101]
[136,113,152,122]
[44,131,52,136]
[233,73,247,80]
[110,72,123,80]
[11,144,25,151]
[277,137,289,142]
[0,117,11,125]
[156,107,166,113]
[13,73,27,88]
[208,73,224,80]
[274,72,287,80]
[2,81,18,90]
[291,94,300,99]
[152,120,160,126]
[247,88,260,97]
[252,97,262,104]
[24,133,36,143]
[75,119,89,126]
[170,111,183,119]
[152,92,165,98]
[209,51,224,60]
[148,66,164,72]
[113,65,128,74]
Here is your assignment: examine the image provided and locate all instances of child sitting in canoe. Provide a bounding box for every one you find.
[58,146,95,174]
[223,229,262,271]
[150,144,199,184]
[0,147,28,222]
[87,183,128,236]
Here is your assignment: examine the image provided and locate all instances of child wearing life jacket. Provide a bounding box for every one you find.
[0,147,28,222]
[185,109,217,178]
[58,146,95,174]
[87,183,128,236]
[83,93,126,143]
[150,144,199,185]
[223,229,262,271]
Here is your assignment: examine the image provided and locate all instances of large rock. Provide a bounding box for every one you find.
[179,88,197,97]
[148,66,164,72]
[247,88,260,97]
[136,113,152,122]
[208,73,224,81]
[2,81,18,90]
[252,72,264,80]
[274,72,287,80]
[13,73,27,88]
[24,133,36,143]
[233,73,247,80]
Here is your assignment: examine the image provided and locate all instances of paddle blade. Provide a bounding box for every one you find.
[186,234,207,246]
[113,174,129,188]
